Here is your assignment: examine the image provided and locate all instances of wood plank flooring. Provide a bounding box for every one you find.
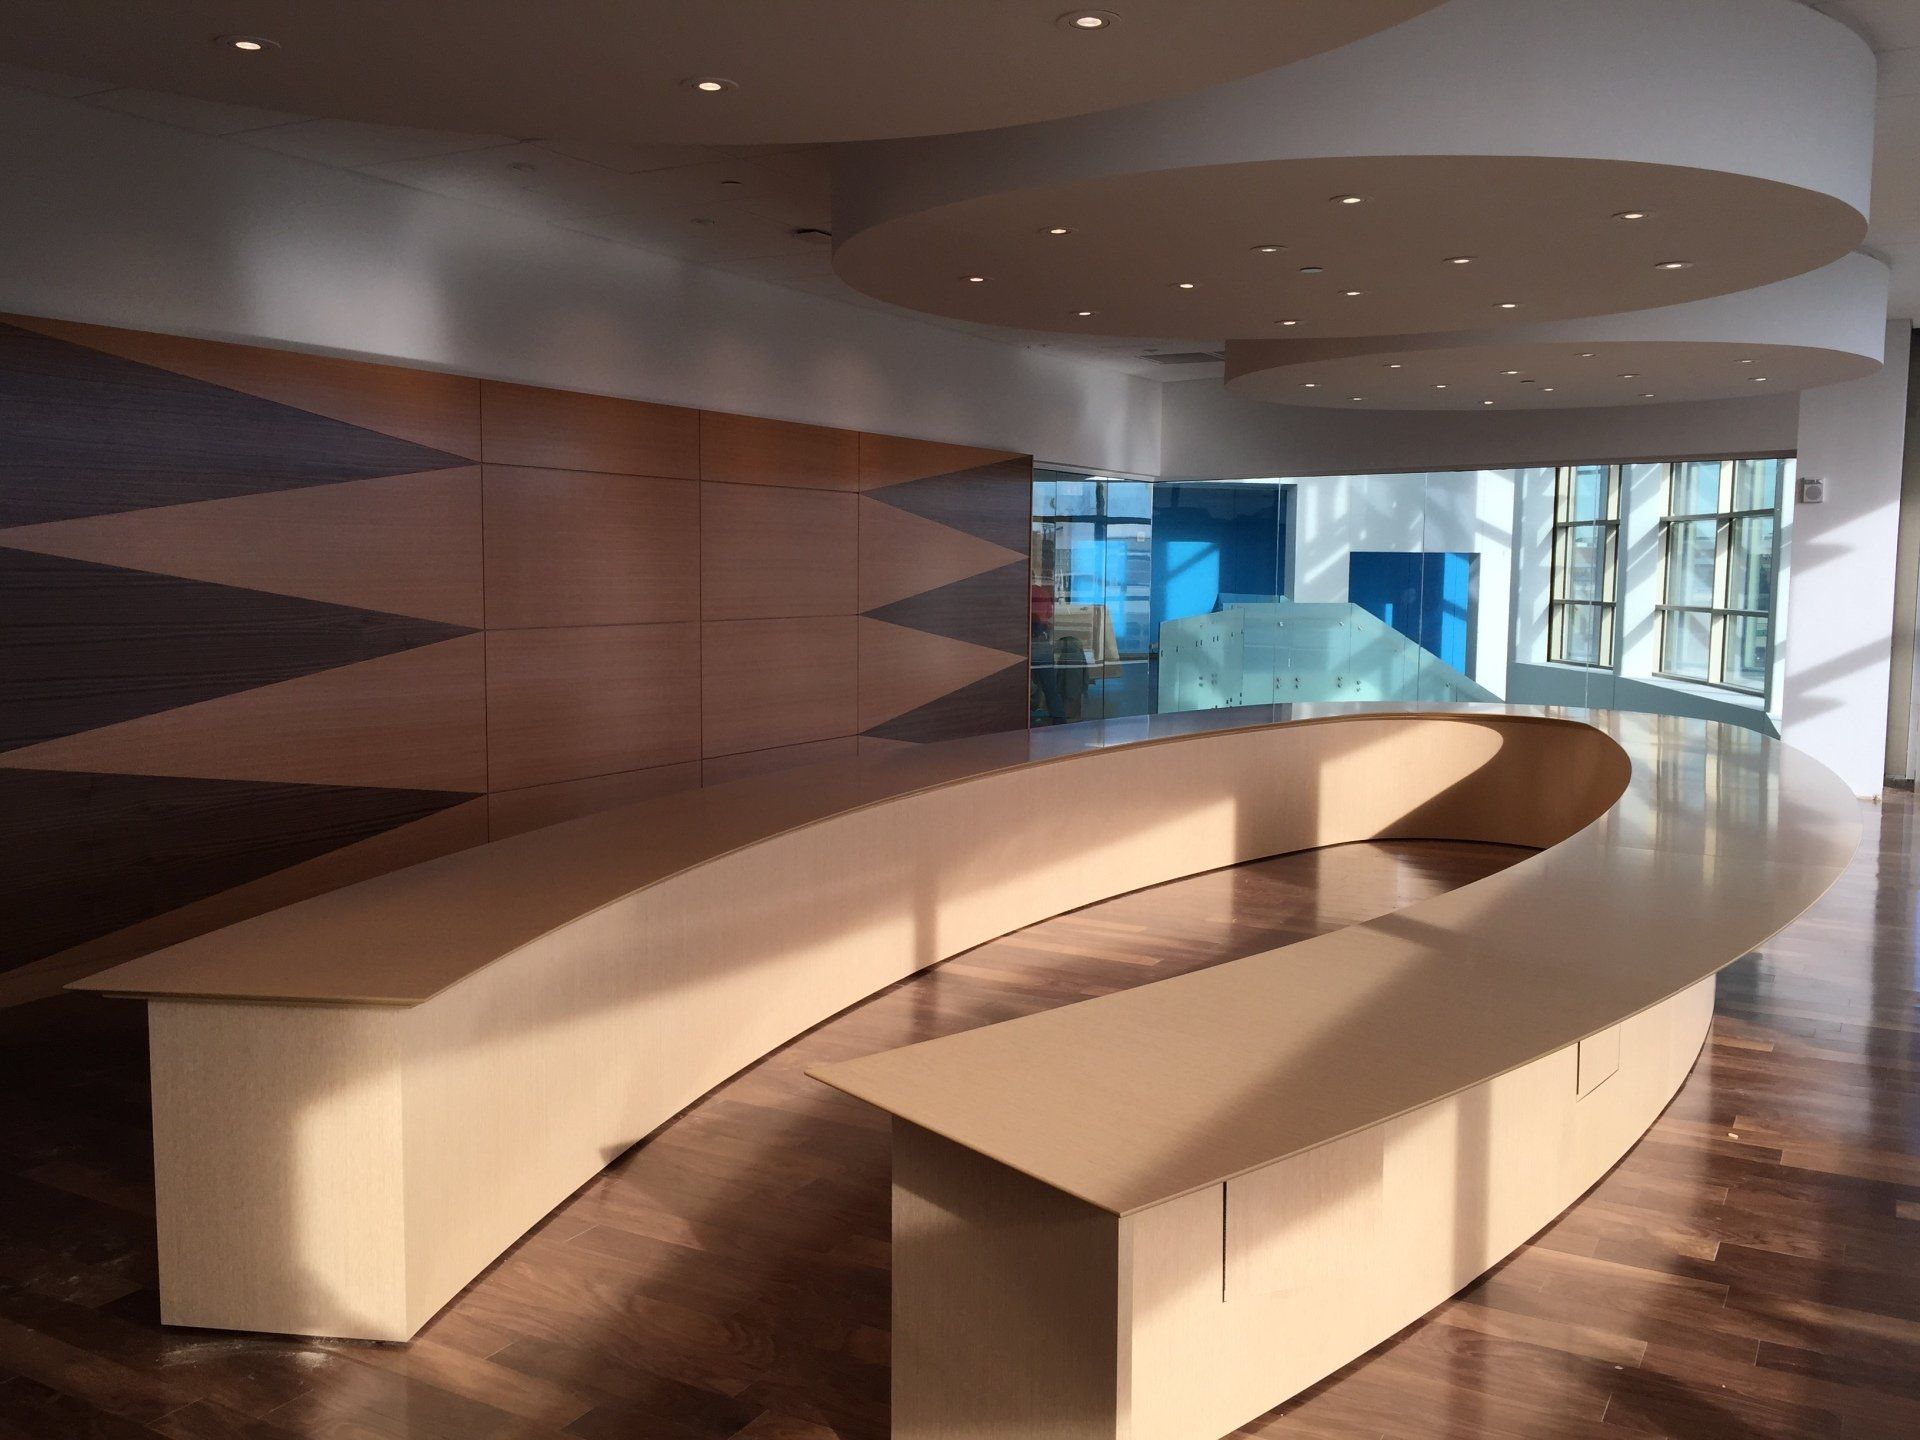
[0,801,1914,1439]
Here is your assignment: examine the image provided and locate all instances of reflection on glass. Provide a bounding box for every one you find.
[1674,461,1721,516]
[1725,613,1769,692]
[1569,465,1610,521]
[1666,519,1718,608]
[1556,602,1605,666]
[1728,516,1774,613]
[1661,608,1712,679]
[1733,458,1781,512]
[1560,524,1608,600]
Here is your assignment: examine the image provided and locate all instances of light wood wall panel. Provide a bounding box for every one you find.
[482,466,700,629]
[701,617,859,757]
[700,412,859,491]
[0,313,1030,997]
[4,314,484,459]
[857,432,1024,491]
[485,624,702,791]
[0,469,485,628]
[700,483,858,620]
[479,380,700,478]
[0,636,487,793]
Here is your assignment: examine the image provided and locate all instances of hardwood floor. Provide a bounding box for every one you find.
[0,803,1914,1439]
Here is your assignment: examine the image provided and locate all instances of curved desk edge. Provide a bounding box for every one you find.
[67,707,1858,1355]
[70,705,1614,1007]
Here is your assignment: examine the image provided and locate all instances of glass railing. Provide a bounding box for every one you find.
[1157,602,1497,712]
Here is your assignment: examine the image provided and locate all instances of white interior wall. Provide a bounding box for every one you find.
[1159,376,1803,481]
[1783,319,1915,797]
[0,82,1162,475]
[1285,470,1515,697]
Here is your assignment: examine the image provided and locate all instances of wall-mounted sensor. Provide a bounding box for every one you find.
[1799,475,1826,505]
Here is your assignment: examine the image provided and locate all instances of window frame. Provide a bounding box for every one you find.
[1654,458,1783,697]
[1547,463,1621,669]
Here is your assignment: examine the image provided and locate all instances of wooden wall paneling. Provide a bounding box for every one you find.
[856,432,1025,492]
[0,636,488,793]
[0,468,485,628]
[699,482,858,620]
[864,559,1030,652]
[0,547,474,753]
[478,380,700,478]
[482,466,700,629]
[2,313,483,459]
[862,454,1034,553]
[487,763,704,842]
[484,624,702,792]
[0,322,476,527]
[858,494,1026,613]
[0,799,489,1010]
[0,768,478,976]
[856,616,1025,735]
[700,617,859,757]
[699,412,859,491]
[701,736,860,788]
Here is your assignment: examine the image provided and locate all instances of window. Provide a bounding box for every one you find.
[1656,458,1781,693]
[1548,464,1619,667]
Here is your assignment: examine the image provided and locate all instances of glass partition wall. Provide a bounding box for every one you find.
[1028,455,1791,735]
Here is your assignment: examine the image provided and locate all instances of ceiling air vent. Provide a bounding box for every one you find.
[1141,350,1226,365]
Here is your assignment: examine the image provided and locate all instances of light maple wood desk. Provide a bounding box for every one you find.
[74,707,1855,1428]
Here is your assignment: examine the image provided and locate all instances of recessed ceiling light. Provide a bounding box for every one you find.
[1332,195,1365,205]
[1174,281,1197,289]
[1299,265,1324,275]
[1498,302,1520,309]
[1434,383,1449,390]
[1753,376,1771,382]
[1350,396,1366,402]
[215,34,276,51]
[1642,393,1656,399]
[1446,256,1475,265]
[963,275,988,283]
[1579,351,1597,358]
[1619,373,1639,379]
[1302,382,1319,389]
[1342,290,1364,298]
[1655,260,1692,271]
[1482,400,1495,406]
[1386,363,1404,369]
[1042,225,1074,236]
[1278,319,1300,326]
[1615,210,1648,221]
[1502,369,1521,376]
[1059,10,1118,29]
[1543,387,1556,393]
[1737,357,1758,365]
[1074,309,1095,317]
[1252,244,1286,254]
[687,77,739,93]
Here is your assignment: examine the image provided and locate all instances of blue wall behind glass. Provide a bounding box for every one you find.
[1147,484,1288,642]
[1347,551,1479,677]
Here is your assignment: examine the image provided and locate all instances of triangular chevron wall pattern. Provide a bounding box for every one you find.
[0,315,1032,1000]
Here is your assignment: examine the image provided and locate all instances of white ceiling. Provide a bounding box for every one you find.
[0,2,1443,146]
[0,0,1912,384]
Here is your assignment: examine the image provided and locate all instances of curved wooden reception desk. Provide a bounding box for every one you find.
[75,707,1856,1423]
